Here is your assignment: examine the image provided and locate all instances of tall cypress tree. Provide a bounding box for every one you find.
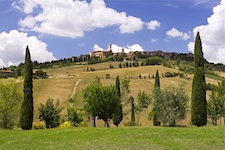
[20,46,33,130]
[191,32,207,126]
[153,70,161,126]
[113,76,123,127]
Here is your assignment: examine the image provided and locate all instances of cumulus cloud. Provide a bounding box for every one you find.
[93,43,144,53]
[13,0,144,38]
[188,0,225,64]
[0,30,56,67]
[147,20,161,30]
[166,28,190,40]
[93,44,103,51]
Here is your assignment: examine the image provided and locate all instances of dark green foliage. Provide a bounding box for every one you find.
[33,69,48,79]
[164,72,179,77]
[191,67,207,126]
[113,104,123,127]
[146,56,164,65]
[194,32,204,68]
[20,46,33,130]
[130,96,135,126]
[67,108,83,126]
[38,98,63,128]
[153,69,161,126]
[154,70,160,88]
[113,76,123,127]
[115,76,121,98]
[119,63,122,68]
[191,32,207,126]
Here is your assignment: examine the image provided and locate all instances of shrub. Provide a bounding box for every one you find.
[105,74,110,79]
[146,56,164,65]
[67,108,83,126]
[32,121,46,130]
[38,98,63,128]
[60,121,72,128]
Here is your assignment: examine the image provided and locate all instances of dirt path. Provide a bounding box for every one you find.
[71,79,81,98]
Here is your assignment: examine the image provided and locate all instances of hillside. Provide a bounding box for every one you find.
[1,61,223,126]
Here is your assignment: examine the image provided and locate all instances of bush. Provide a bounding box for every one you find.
[146,56,164,65]
[38,98,63,128]
[67,108,83,126]
[165,72,179,77]
[32,121,46,130]
[60,121,72,128]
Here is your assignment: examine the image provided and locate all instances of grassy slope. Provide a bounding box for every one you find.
[0,127,225,150]
[1,62,222,126]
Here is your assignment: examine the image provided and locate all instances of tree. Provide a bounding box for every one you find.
[0,82,22,129]
[83,78,120,127]
[67,107,83,126]
[130,96,135,126]
[38,98,63,128]
[83,77,101,127]
[191,32,207,126]
[113,76,123,127]
[146,56,164,65]
[136,91,151,125]
[153,85,188,126]
[20,46,34,130]
[153,70,161,126]
[207,81,225,125]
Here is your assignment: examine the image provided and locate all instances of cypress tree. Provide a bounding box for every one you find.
[130,96,135,125]
[191,32,207,126]
[153,69,161,126]
[154,70,160,88]
[113,76,123,127]
[20,46,33,130]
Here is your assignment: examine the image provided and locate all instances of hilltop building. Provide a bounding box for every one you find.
[89,43,193,61]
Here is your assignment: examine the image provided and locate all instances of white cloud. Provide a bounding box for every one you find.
[166,28,190,40]
[93,43,144,53]
[13,0,144,38]
[188,0,225,64]
[0,30,56,67]
[93,44,103,51]
[147,20,161,30]
[151,38,159,43]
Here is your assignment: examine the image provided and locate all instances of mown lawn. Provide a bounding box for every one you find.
[0,126,225,150]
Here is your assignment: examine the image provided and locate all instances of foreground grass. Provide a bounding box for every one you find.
[0,127,225,150]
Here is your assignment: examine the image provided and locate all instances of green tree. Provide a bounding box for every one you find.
[67,107,83,126]
[113,76,123,127]
[20,46,34,130]
[207,81,225,125]
[191,32,207,126]
[83,78,120,127]
[153,85,188,126]
[38,98,63,128]
[130,96,135,126]
[136,91,151,125]
[153,70,161,126]
[146,56,164,65]
[0,82,22,129]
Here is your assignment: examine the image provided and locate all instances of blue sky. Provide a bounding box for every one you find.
[0,0,224,67]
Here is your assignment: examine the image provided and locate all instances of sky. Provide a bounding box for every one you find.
[0,0,224,67]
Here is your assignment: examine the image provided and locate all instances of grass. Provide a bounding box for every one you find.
[1,62,221,126]
[0,126,225,150]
